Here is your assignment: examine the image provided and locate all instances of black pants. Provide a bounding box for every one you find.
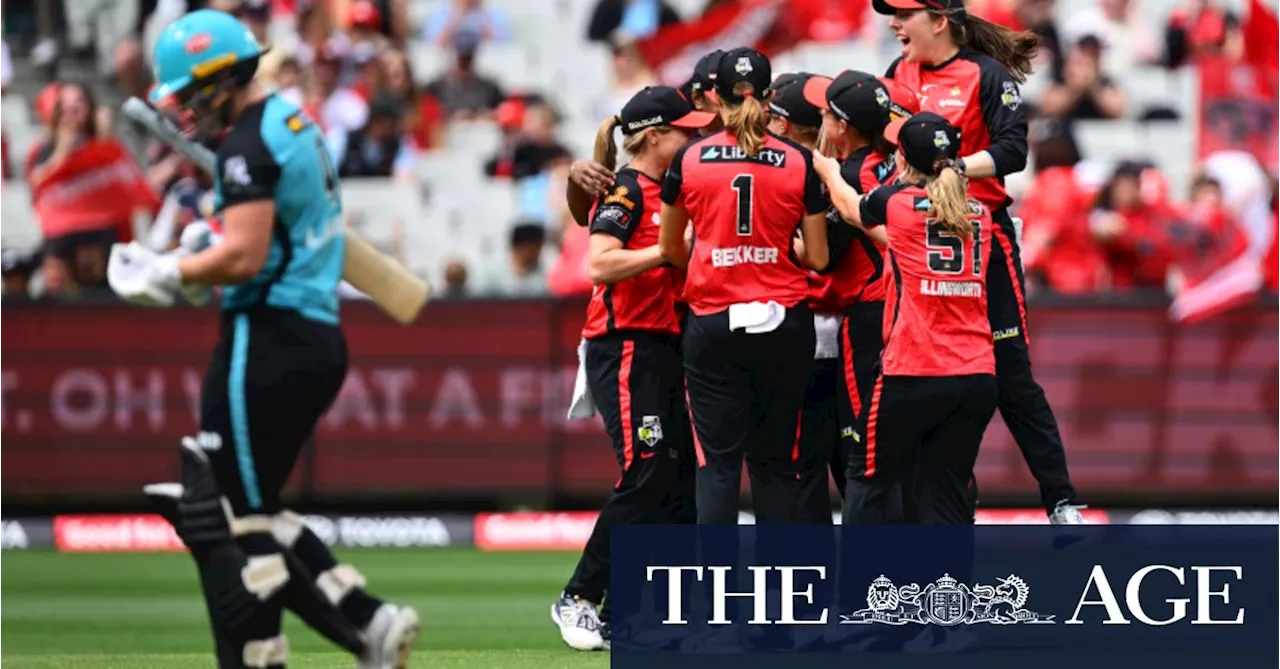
[684,305,814,525]
[795,357,840,524]
[837,300,885,481]
[201,309,348,517]
[989,208,1077,509]
[565,333,696,608]
[843,374,997,525]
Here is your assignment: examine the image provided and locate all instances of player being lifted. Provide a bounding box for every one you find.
[105,10,418,669]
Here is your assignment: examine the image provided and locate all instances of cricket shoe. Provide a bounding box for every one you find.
[599,621,611,651]
[359,603,420,669]
[551,593,605,651]
[1048,500,1089,548]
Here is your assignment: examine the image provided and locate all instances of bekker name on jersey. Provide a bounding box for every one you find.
[711,245,780,267]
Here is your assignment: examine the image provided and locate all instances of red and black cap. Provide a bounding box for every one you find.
[715,47,772,104]
[689,49,726,96]
[767,73,822,128]
[884,111,962,175]
[620,86,716,135]
[802,70,893,134]
[879,77,920,121]
[873,0,967,14]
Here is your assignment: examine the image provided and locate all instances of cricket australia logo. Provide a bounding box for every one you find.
[841,574,1054,627]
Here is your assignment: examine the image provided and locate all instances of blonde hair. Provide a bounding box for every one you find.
[593,115,654,171]
[722,82,769,155]
[904,162,971,238]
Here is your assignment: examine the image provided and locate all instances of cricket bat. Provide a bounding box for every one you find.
[121,97,431,325]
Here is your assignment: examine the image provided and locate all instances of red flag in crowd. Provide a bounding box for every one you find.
[30,139,161,242]
[1167,198,1258,324]
[636,0,842,87]
[1243,0,1279,95]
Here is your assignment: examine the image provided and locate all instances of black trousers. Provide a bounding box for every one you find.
[566,332,696,608]
[684,305,814,525]
[842,374,997,525]
[794,357,840,524]
[989,208,1078,509]
[836,300,885,481]
[201,309,347,517]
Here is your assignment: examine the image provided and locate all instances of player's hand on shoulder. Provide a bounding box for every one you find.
[812,152,841,182]
[570,159,614,197]
[107,242,182,308]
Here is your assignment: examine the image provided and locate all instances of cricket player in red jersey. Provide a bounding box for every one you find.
[801,71,918,518]
[816,112,996,524]
[566,50,728,219]
[875,0,1085,524]
[763,71,845,524]
[552,86,714,652]
[658,47,829,525]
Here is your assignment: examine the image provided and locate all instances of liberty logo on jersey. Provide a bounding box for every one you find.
[700,146,787,168]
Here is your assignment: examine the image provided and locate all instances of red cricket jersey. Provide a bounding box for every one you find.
[661,131,827,316]
[582,168,684,338]
[808,146,896,313]
[861,182,996,377]
[885,48,1029,212]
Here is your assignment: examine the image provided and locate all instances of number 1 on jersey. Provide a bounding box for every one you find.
[731,174,753,236]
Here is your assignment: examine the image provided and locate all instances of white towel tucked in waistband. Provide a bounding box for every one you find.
[814,313,841,359]
[567,338,597,420]
[727,301,786,334]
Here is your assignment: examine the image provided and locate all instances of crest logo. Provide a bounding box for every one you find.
[735,57,753,76]
[933,130,952,150]
[638,416,664,447]
[842,574,1055,627]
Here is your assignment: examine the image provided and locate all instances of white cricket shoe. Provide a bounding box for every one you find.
[550,593,605,651]
[359,603,420,669]
[1048,500,1088,525]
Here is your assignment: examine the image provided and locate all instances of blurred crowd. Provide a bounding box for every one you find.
[1,0,1276,303]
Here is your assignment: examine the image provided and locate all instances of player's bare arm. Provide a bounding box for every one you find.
[587,233,664,284]
[178,200,273,284]
[657,203,691,268]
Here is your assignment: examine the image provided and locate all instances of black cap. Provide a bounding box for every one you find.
[689,50,726,95]
[715,47,772,104]
[884,111,962,175]
[620,86,716,135]
[873,0,966,14]
[802,70,892,134]
[767,74,822,128]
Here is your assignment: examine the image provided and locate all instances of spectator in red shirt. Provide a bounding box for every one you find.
[381,49,445,150]
[1018,120,1106,294]
[1090,161,1174,291]
[657,48,829,526]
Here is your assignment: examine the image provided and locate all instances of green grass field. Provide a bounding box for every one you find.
[3,548,608,668]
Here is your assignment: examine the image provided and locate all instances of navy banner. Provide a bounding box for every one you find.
[610,526,1278,669]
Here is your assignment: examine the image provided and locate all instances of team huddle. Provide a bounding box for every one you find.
[103,0,1093,666]
[552,0,1087,653]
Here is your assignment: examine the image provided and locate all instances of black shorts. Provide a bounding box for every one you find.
[201,308,348,517]
[837,300,884,478]
[585,331,694,497]
[987,208,1029,341]
[684,304,814,523]
[856,374,998,523]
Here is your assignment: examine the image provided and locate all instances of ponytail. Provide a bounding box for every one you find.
[925,166,972,238]
[722,82,768,155]
[594,115,622,171]
[935,11,1039,83]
